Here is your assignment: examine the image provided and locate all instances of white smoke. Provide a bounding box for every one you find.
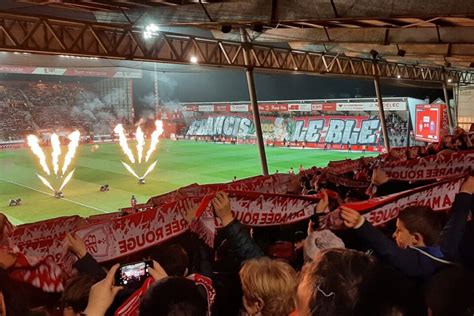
[71,88,127,134]
[136,73,181,120]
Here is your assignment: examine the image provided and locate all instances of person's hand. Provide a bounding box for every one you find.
[315,190,329,213]
[371,168,389,186]
[149,260,168,282]
[307,220,315,236]
[340,206,365,229]
[460,176,474,194]
[65,232,87,259]
[212,192,233,226]
[83,264,123,316]
[0,249,16,269]
[182,199,198,223]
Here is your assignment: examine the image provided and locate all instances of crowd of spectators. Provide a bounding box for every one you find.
[0,102,36,141]
[1,127,474,316]
[385,112,409,147]
[0,81,126,140]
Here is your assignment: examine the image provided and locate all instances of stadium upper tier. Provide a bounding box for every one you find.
[0,81,127,140]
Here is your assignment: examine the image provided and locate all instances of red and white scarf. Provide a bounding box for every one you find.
[320,175,466,229]
[3,246,64,293]
[381,150,474,181]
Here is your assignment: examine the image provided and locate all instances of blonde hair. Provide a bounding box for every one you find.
[239,257,297,316]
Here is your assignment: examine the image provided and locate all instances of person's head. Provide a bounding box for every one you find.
[239,257,297,316]
[297,248,409,316]
[393,206,443,248]
[61,275,96,316]
[139,277,207,316]
[297,249,373,316]
[149,243,190,276]
[426,266,474,316]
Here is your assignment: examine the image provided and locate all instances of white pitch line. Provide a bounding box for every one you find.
[0,177,109,214]
[4,214,24,225]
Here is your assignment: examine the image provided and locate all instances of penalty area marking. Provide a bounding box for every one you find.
[0,177,109,214]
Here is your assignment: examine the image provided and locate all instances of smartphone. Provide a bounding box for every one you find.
[115,260,152,287]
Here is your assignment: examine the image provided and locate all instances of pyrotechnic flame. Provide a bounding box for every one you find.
[136,126,145,163]
[121,161,140,179]
[37,174,55,192]
[27,135,51,175]
[142,160,157,179]
[62,131,80,176]
[50,134,61,175]
[114,124,136,163]
[58,169,75,192]
[145,120,164,162]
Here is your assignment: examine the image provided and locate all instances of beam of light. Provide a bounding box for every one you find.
[37,174,55,192]
[136,126,145,163]
[121,161,140,179]
[62,131,80,175]
[145,120,164,162]
[141,160,157,179]
[114,124,135,163]
[58,169,75,192]
[27,135,50,175]
[50,133,61,175]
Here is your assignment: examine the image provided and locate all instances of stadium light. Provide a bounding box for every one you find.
[447,78,452,83]
[59,54,98,60]
[144,24,159,40]
[190,56,198,64]
[397,74,401,79]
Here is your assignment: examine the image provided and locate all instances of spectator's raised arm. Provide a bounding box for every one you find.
[213,192,264,263]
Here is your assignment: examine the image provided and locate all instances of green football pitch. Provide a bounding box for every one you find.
[0,140,376,224]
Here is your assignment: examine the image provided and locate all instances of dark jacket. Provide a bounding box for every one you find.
[211,219,264,316]
[217,219,264,262]
[73,253,106,279]
[354,192,472,279]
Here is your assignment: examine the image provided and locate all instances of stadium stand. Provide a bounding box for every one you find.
[1,130,473,315]
[0,81,126,140]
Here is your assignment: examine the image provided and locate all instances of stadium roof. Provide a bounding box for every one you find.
[4,0,469,172]
[6,0,474,71]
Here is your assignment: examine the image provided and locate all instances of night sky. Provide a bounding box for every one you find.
[135,63,448,106]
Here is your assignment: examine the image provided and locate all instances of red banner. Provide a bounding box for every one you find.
[10,216,84,248]
[321,176,466,229]
[73,198,194,263]
[147,174,293,207]
[382,151,474,181]
[326,158,369,175]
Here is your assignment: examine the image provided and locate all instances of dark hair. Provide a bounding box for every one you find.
[302,248,378,316]
[60,275,96,312]
[426,267,474,316]
[301,248,426,316]
[149,243,190,276]
[139,277,207,316]
[398,206,444,246]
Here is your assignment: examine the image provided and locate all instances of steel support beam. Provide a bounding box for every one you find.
[0,13,473,83]
[373,74,390,152]
[154,62,160,118]
[240,28,268,176]
[442,81,455,133]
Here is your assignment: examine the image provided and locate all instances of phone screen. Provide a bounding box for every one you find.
[115,260,152,287]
